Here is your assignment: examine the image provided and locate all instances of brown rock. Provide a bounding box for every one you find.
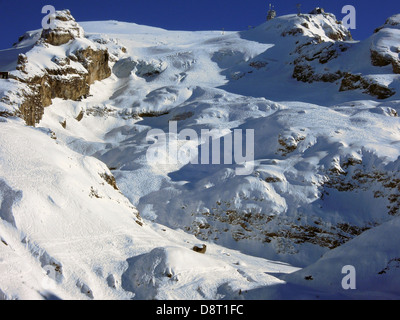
[40,10,84,46]
[339,73,395,100]
[13,10,112,126]
[192,244,207,254]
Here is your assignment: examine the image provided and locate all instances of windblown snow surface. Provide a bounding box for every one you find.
[1,12,400,300]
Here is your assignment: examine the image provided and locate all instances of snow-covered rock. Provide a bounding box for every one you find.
[0,10,112,126]
[371,14,400,74]
[40,9,85,46]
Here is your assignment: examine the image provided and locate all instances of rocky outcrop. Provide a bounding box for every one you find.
[339,73,395,99]
[18,68,91,125]
[262,13,352,87]
[370,14,400,75]
[292,44,347,85]
[370,49,400,75]
[185,201,373,255]
[276,12,352,42]
[290,13,400,99]
[323,156,400,217]
[292,39,349,83]
[74,47,111,84]
[40,9,84,46]
[309,7,325,15]
[374,14,400,33]
[292,64,343,83]
[5,10,112,126]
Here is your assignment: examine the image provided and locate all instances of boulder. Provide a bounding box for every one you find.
[192,244,207,254]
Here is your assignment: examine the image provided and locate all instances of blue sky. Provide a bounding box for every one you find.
[0,0,399,49]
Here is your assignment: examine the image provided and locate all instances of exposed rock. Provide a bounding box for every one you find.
[40,9,84,46]
[292,63,342,83]
[19,71,91,125]
[384,14,400,27]
[280,13,351,41]
[287,14,398,100]
[378,258,400,275]
[374,14,400,33]
[309,7,325,15]
[75,47,111,84]
[393,61,400,74]
[277,134,305,156]
[75,110,84,121]
[339,73,395,99]
[371,49,400,74]
[371,49,392,67]
[292,40,349,84]
[5,10,112,126]
[249,61,268,69]
[323,156,400,217]
[99,172,119,190]
[292,64,313,82]
[170,111,194,121]
[192,244,207,254]
[16,54,27,73]
[185,202,373,254]
[370,15,400,74]
[281,27,304,37]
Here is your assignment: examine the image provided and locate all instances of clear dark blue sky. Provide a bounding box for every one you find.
[0,0,399,49]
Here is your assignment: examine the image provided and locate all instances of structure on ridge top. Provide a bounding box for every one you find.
[296,3,301,16]
[267,3,276,21]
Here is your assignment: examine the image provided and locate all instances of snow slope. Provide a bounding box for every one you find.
[0,117,298,300]
[1,10,400,299]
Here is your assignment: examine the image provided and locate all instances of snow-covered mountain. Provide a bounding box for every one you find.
[0,9,399,300]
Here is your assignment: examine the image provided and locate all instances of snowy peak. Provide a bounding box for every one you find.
[371,14,400,74]
[40,9,85,46]
[375,14,400,32]
[0,10,114,125]
[12,10,85,49]
[295,12,353,42]
[228,11,400,102]
[244,12,352,44]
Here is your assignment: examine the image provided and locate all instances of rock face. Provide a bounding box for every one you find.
[40,9,85,46]
[281,12,352,42]
[289,13,400,98]
[370,14,400,75]
[5,10,111,126]
[339,73,396,99]
[74,47,111,84]
[238,12,400,101]
[18,68,92,125]
[284,14,351,86]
